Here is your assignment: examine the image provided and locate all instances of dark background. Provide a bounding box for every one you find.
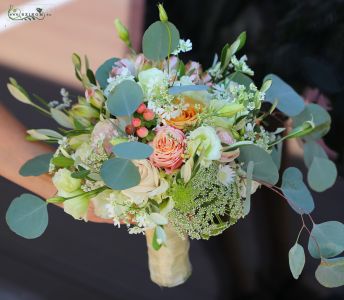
[0,0,344,299]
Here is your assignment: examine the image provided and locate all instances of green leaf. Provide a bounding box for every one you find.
[308,221,344,259]
[112,141,153,159]
[71,169,90,179]
[315,257,344,288]
[142,21,180,61]
[236,31,247,51]
[95,57,118,89]
[289,243,305,279]
[237,144,279,185]
[308,157,337,192]
[107,80,143,116]
[51,108,74,129]
[304,141,327,168]
[19,153,53,176]
[293,103,331,140]
[7,82,32,104]
[243,161,254,216]
[6,194,48,239]
[86,69,96,85]
[51,156,74,168]
[168,85,208,95]
[100,158,140,190]
[281,167,314,214]
[264,74,305,117]
[228,72,253,88]
[271,143,283,170]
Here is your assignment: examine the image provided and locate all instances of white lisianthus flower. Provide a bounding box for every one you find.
[52,168,81,197]
[122,159,169,205]
[138,68,166,96]
[188,126,222,166]
[218,165,236,186]
[63,192,90,221]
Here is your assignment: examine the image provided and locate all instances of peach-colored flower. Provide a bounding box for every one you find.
[150,126,186,173]
[166,96,201,130]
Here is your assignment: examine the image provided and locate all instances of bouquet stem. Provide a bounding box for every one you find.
[146,225,192,287]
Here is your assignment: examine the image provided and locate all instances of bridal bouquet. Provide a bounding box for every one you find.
[6,4,344,288]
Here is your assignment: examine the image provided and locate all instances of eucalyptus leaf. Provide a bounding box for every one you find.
[289,243,305,279]
[303,141,327,168]
[307,157,337,192]
[229,72,253,88]
[95,57,118,89]
[51,108,74,129]
[315,257,344,288]
[237,144,279,185]
[308,221,344,259]
[107,80,143,116]
[293,103,331,140]
[100,158,140,190]
[112,141,153,159]
[142,21,180,61]
[6,194,48,239]
[271,142,283,170]
[264,74,305,117]
[281,167,314,214]
[19,153,53,176]
[243,161,254,216]
[168,85,208,95]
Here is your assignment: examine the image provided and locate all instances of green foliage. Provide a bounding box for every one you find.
[281,167,314,214]
[289,243,305,279]
[308,157,337,192]
[95,57,118,89]
[112,141,153,160]
[304,141,327,168]
[220,32,246,73]
[6,194,48,239]
[293,103,331,140]
[170,163,243,240]
[237,144,279,185]
[19,153,53,176]
[308,221,344,259]
[107,80,143,116]
[264,74,305,117]
[71,169,90,179]
[142,21,180,61]
[100,157,140,190]
[51,156,74,168]
[315,257,344,288]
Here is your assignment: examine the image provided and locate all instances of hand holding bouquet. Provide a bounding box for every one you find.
[5,4,344,288]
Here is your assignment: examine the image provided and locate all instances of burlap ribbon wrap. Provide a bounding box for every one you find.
[145,225,192,287]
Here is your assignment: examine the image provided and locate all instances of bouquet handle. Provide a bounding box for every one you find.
[145,225,192,287]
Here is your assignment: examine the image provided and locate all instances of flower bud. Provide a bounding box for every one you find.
[71,104,99,119]
[132,117,142,127]
[89,90,105,109]
[114,18,131,47]
[137,127,149,138]
[158,4,168,22]
[136,103,147,114]
[143,109,155,121]
[217,103,244,117]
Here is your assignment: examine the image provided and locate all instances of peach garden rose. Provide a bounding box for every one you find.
[150,126,186,173]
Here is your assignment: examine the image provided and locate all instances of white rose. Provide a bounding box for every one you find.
[122,159,169,205]
[52,168,81,197]
[188,126,222,166]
